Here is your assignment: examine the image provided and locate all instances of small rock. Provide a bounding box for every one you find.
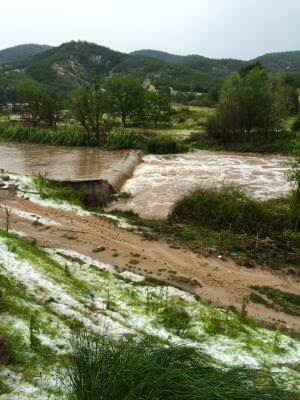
[0,180,5,188]
[0,175,10,181]
[0,336,10,365]
[25,237,37,246]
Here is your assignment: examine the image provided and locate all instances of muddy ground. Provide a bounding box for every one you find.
[1,188,299,332]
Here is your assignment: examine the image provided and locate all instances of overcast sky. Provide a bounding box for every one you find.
[1,0,300,60]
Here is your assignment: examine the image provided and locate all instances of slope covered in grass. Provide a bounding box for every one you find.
[0,228,299,398]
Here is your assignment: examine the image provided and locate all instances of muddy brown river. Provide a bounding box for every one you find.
[0,143,127,180]
[0,143,292,219]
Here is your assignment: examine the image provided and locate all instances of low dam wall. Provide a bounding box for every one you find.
[52,150,143,206]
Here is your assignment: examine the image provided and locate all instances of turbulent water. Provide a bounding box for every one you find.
[0,143,127,180]
[0,144,292,219]
[112,150,292,219]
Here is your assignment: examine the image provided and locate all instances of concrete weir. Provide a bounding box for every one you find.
[51,150,143,206]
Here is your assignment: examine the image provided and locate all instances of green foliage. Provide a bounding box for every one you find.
[206,67,290,147]
[34,174,84,206]
[292,114,300,131]
[288,137,300,229]
[146,89,172,127]
[158,300,191,334]
[169,184,289,236]
[0,44,51,66]
[105,74,145,127]
[29,312,40,350]
[61,331,297,400]
[106,128,139,149]
[17,79,61,128]
[69,85,111,142]
[0,124,98,146]
[145,134,181,154]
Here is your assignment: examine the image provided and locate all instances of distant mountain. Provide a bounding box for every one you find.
[131,50,245,75]
[1,41,300,103]
[20,41,222,93]
[254,51,300,73]
[132,49,300,75]
[0,44,52,66]
[24,41,127,91]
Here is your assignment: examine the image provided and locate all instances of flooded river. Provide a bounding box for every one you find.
[0,143,127,180]
[0,143,292,219]
[110,150,292,219]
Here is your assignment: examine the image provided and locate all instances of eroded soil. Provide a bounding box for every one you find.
[1,189,299,332]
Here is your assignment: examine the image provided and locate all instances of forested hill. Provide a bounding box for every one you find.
[20,41,221,93]
[1,41,300,102]
[0,44,52,66]
[132,49,300,75]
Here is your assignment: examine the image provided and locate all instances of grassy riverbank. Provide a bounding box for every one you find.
[0,124,184,154]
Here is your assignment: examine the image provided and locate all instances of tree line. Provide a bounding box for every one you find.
[16,74,172,143]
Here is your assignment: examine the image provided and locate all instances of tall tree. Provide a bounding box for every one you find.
[106,75,145,127]
[206,67,290,145]
[70,85,110,143]
[147,89,172,128]
[41,92,61,130]
[17,80,47,126]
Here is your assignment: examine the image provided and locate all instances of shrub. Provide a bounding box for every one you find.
[145,134,180,154]
[60,331,297,400]
[292,114,300,131]
[169,184,289,235]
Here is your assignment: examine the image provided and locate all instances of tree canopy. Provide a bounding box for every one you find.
[206,67,290,145]
[105,75,145,127]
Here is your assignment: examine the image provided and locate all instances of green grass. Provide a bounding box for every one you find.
[158,299,191,334]
[0,124,99,146]
[105,129,140,149]
[187,130,297,155]
[60,331,298,400]
[33,174,84,206]
[111,189,300,270]
[145,134,182,154]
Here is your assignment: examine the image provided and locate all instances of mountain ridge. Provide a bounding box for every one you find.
[1,41,300,103]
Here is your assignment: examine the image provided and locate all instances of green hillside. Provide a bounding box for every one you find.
[0,44,52,66]
[132,49,300,75]
[1,41,300,102]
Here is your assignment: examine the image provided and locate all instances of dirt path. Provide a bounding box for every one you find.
[1,189,300,331]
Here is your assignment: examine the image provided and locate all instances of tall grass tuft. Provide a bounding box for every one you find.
[106,129,139,149]
[0,124,98,147]
[60,331,297,400]
[145,134,181,154]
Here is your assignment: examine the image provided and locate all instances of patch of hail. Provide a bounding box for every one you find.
[0,233,299,394]
[4,173,134,229]
[0,205,61,226]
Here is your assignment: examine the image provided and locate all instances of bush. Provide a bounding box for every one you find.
[145,134,181,154]
[60,331,296,400]
[169,184,289,235]
[292,114,300,131]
